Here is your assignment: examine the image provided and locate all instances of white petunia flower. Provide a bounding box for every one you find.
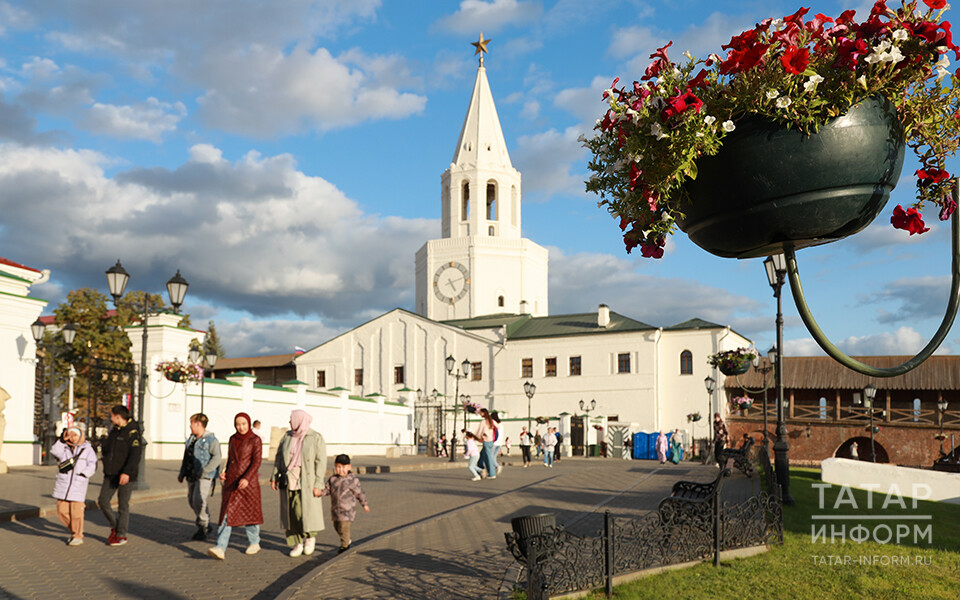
[864,53,881,64]
[766,89,780,99]
[803,74,824,93]
[771,18,784,29]
[885,47,904,62]
[650,122,669,140]
[683,51,694,60]
[704,115,716,126]
[857,75,867,88]
[722,120,735,132]
[892,29,909,42]
[776,96,792,109]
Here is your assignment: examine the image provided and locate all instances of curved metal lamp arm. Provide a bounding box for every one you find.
[785,188,960,377]
[733,375,772,395]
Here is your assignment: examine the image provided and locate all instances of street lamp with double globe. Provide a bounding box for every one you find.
[445,355,470,462]
[579,399,596,457]
[704,376,716,463]
[105,260,189,490]
[31,320,77,462]
[938,398,949,457]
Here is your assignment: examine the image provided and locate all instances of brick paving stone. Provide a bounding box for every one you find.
[0,458,755,599]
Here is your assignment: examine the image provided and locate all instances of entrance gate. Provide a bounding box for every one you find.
[571,416,585,456]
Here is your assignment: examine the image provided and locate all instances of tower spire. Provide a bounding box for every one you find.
[451,34,511,170]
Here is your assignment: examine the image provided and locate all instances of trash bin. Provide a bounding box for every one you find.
[589,444,600,457]
[511,513,556,558]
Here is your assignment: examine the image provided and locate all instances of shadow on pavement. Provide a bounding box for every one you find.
[108,579,190,600]
[1,515,70,541]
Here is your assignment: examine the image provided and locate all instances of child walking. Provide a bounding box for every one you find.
[318,454,370,553]
[464,432,482,481]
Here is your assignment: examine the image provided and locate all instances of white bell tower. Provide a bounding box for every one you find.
[415,34,548,321]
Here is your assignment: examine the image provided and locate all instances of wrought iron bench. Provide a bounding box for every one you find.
[658,468,730,521]
[718,437,756,477]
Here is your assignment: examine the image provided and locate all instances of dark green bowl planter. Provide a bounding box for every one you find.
[678,96,905,259]
[719,362,750,376]
[165,372,182,382]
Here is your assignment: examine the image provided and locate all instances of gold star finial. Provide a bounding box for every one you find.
[471,32,491,65]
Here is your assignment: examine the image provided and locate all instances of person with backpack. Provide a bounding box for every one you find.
[98,404,142,547]
[177,413,221,541]
[50,427,97,545]
[554,429,563,461]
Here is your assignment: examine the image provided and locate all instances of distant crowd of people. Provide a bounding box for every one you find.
[50,404,369,558]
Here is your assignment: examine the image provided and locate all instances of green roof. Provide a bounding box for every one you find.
[447,311,656,340]
[663,317,726,331]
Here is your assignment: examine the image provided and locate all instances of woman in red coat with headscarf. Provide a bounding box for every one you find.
[207,413,263,560]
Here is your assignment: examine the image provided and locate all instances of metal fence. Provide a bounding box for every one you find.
[505,481,782,599]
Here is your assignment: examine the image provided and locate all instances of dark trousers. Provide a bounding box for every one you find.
[520,445,531,464]
[714,440,726,466]
[98,474,134,536]
[555,444,561,460]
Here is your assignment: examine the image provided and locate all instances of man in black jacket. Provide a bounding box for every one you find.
[98,405,142,546]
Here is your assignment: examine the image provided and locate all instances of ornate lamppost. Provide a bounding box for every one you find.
[416,388,439,455]
[31,320,77,463]
[105,260,189,490]
[523,381,536,432]
[445,355,470,462]
[704,375,716,463]
[938,398,949,457]
[740,346,776,449]
[764,253,794,505]
[579,399,596,457]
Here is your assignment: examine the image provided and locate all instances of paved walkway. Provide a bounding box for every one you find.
[0,456,758,600]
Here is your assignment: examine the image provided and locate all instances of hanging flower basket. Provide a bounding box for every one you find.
[155,359,204,384]
[708,348,756,376]
[462,399,482,414]
[935,433,947,441]
[687,412,702,422]
[679,97,905,258]
[732,396,753,410]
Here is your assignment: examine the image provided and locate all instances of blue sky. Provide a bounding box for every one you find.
[1,0,957,360]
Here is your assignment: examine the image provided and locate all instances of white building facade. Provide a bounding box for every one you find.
[298,56,752,451]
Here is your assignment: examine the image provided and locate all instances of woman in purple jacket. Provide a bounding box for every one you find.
[50,426,98,545]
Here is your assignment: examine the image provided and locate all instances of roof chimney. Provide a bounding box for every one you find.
[598,304,610,328]
[519,300,529,315]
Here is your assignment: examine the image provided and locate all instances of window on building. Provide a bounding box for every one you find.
[545,357,557,377]
[461,181,470,221]
[913,398,921,422]
[488,226,495,236]
[316,370,326,388]
[521,358,533,378]
[498,295,505,307]
[486,182,497,220]
[680,350,693,375]
[618,353,631,374]
[569,356,581,376]
[354,368,363,386]
[608,414,619,422]
[471,362,482,381]
[819,396,827,420]
[394,365,405,385]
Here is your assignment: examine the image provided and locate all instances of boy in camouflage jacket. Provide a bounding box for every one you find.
[317,454,369,553]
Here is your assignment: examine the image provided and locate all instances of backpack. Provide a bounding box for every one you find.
[556,432,563,444]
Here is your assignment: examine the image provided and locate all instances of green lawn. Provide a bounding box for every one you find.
[564,468,960,600]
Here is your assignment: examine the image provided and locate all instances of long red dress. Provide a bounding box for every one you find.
[219,431,263,527]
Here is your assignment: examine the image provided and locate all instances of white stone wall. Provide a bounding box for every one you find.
[0,262,48,469]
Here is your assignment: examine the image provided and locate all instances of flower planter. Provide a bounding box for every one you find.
[165,372,182,382]
[718,362,750,376]
[679,97,906,259]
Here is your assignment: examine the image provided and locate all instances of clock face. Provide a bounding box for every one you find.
[433,261,470,303]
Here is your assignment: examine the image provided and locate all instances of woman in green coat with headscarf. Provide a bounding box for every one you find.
[271,409,327,557]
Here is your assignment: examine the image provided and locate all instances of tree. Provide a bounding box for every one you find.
[204,321,227,358]
[49,287,192,431]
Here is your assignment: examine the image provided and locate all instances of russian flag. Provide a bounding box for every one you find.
[294,346,306,355]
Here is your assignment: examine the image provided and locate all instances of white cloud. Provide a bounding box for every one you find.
[193,45,426,137]
[0,142,433,326]
[81,97,186,142]
[548,248,762,327]
[215,317,344,357]
[433,0,542,34]
[787,326,953,357]
[513,126,586,199]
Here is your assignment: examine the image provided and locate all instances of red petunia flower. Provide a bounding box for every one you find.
[890,204,930,235]
[780,45,810,74]
[643,41,673,81]
[923,0,947,9]
[660,90,703,120]
[916,167,951,185]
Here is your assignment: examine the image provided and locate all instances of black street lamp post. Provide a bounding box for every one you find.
[938,398,949,457]
[445,355,470,462]
[31,320,77,463]
[764,253,794,505]
[704,376,716,464]
[579,399,596,457]
[523,381,536,432]
[188,340,218,414]
[105,260,189,490]
[864,384,879,462]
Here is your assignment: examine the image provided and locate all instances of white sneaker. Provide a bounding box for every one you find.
[489,476,496,479]
[304,537,316,556]
[289,543,304,558]
[471,476,481,481]
[68,537,84,546]
[207,546,225,560]
[245,544,260,555]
